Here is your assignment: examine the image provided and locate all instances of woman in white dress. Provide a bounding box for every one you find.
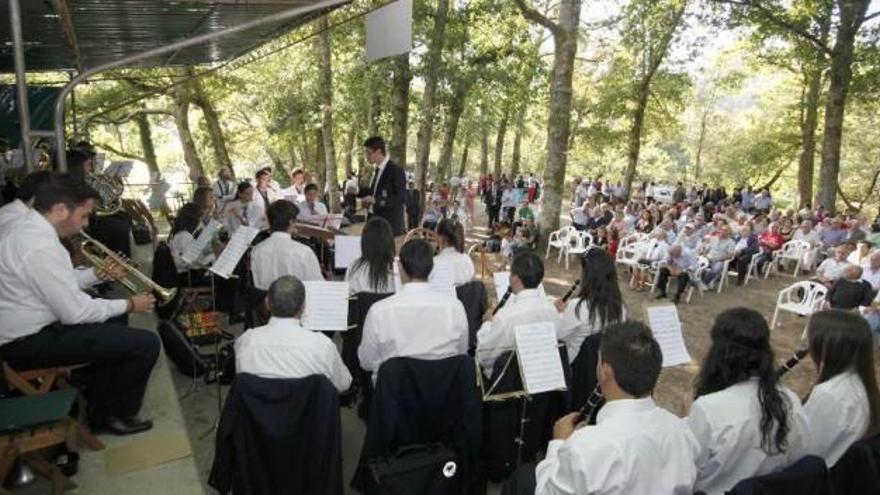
[345,217,396,294]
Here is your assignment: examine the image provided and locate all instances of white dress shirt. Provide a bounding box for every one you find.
[476,288,562,373]
[358,282,468,379]
[687,379,811,495]
[296,200,329,224]
[804,370,870,465]
[0,198,28,236]
[212,179,236,210]
[559,298,625,363]
[535,397,699,495]
[792,229,821,247]
[817,258,851,282]
[344,259,395,294]
[250,232,323,290]
[169,230,215,273]
[434,247,475,286]
[223,199,261,234]
[0,210,128,345]
[235,316,351,392]
[861,263,880,290]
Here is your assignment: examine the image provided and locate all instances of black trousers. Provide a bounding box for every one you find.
[1,321,160,421]
[502,464,537,495]
[488,206,500,227]
[656,267,690,299]
[734,252,755,284]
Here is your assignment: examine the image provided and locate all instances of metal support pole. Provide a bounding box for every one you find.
[53,0,349,171]
[9,0,34,172]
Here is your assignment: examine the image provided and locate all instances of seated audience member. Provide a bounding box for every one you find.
[861,251,880,290]
[0,170,52,234]
[731,224,759,285]
[250,200,323,291]
[434,218,475,286]
[477,251,561,374]
[847,219,867,244]
[526,322,698,494]
[571,202,590,231]
[687,308,810,495]
[235,276,351,391]
[556,249,625,363]
[655,244,699,304]
[358,239,468,382]
[169,202,216,274]
[816,245,852,285]
[700,226,735,289]
[753,222,785,275]
[422,200,443,230]
[802,310,880,465]
[828,265,876,310]
[819,217,847,249]
[223,181,260,234]
[344,217,396,294]
[630,229,669,290]
[296,183,329,224]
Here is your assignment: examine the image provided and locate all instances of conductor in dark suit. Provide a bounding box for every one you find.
[360,136,407,235]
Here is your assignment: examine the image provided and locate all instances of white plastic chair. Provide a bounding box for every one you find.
[743,254,766,285]
[615,242,643,269]
[715,258,732,293]
[767,240,810,278]
[564,231,593,270]
[771,281,828,329]
[685,256,711,303]
[546,226,575,264]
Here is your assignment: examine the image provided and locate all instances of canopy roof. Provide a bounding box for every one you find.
[0,0,349,73]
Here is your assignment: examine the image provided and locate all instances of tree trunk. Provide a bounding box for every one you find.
[512,124,523,178]
[344,125,356,179]
[187,69,233,173]
[458,138,470,177]
[389,54,411,169]
[414,0,450,209]
[693,107,708,183]
[480,127,489,176]
[368,86,382,137]
[134,110,160,179]
[437,83,467,181]
[318,18,340,213]
[493,108,509,177]
[314,128,326,193]
[798,11,830,209]
[623,83,650,198]
[171,85,204,181]
[818,0,869,213]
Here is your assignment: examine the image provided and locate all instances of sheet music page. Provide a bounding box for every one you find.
[302,281,350,331]
[209,226,259,279]
[324,214,344,230]
[645,304,692,367]
[334,235,362,269]
[493,271,510,300]
[181,219,223,264]
[514,322,567,395]
[429,260,456,297]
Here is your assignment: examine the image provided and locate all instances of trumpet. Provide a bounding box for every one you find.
[78,231,177,305]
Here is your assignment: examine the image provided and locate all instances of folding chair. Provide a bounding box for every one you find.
[771,281,828,330]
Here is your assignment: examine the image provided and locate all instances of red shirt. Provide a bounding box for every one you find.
[758,231,784,251]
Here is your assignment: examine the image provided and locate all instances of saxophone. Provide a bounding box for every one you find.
[84,173,124,216]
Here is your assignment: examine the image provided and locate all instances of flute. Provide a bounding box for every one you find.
[577,384,604,424]
[561,279,581,302]
[776,349,809,378]
[493,287,513,316]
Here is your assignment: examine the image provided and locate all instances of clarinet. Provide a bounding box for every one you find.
[776,349,809,378]
[492,287,513,316]
[561,279,581,302]
[577,384,604,423]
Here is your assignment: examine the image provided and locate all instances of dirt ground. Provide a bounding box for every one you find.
[461,217,880,417]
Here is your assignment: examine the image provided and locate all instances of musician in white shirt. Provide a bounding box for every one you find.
[0,175,158,435]
[687,308,810,495]
[802,310,880,465]
[223,182,261,234]
[296,183,329,224]
[556,249,625,363]
[235,275,351,391]
[212,166,237,215]
[249,167,280,230]
[0,170,52,236]
[280,168,306,204]
[434,219,474,286]
[345,217,396,294]
[358,239,469,382]
[525,321,698,495]
[250,200,323,291]
[169,203,217,274]
[476,251,561,374]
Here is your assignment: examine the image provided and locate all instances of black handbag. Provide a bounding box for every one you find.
[369,443,462,495]
[157,321,208,377]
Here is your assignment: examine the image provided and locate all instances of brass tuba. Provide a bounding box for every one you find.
[84,173,124,216]
[78,230,177,304]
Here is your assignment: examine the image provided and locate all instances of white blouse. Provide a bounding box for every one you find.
[559,298,625,363]
[434,247,475,286]
[804,370,870,466]
[169,230,215,274]
[344,259,395,295]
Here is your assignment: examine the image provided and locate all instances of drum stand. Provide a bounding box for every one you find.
[199,273,224,440]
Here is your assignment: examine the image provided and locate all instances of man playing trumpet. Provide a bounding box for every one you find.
[0,174,159,435]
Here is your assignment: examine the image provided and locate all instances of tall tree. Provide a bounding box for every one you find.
[494,107,510,177]
[187,68,234,173]
[480,125,490,176]
[515,0,582,237]
[458,137,471,177]
[317,16,340,213]
[414,0,450,208]
[170,84,205,180]
[133,110,160,179]
[511,122,523,178]
[389,54,411,168]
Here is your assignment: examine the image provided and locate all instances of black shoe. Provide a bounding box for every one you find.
[93,416,153,436]
[655,293,667,299]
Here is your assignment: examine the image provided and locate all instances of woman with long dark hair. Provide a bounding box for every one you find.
[556,248,624,362]
[169,202,215,274]
[345,217,396,294]
[803,310,880,465]
[434,218,474,286]
[687,308,809,495]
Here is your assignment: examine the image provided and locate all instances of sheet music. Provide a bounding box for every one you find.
[302,281,350,331]
[181,219,223,264]
[429,260,456,297]
[493,271,545,300]
[645,304,692,367]
[514,322,567,394]
[334,235,361,269]
[209,226,259,279]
